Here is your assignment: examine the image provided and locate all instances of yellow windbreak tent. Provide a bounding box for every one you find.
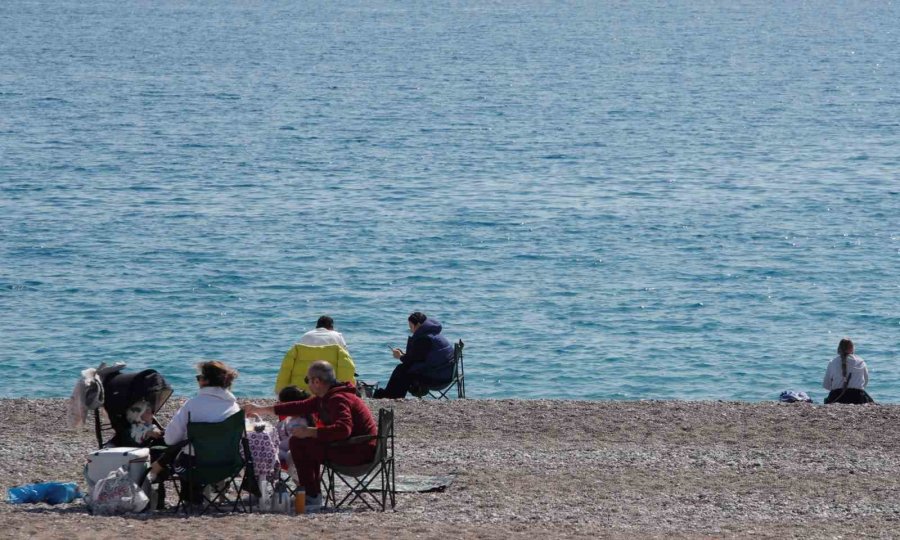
[274,344,356,395]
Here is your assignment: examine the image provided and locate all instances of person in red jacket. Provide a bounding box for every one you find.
[244,361,376,512]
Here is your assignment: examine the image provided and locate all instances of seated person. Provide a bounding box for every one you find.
[275,385,309,472]
[823,338,873,404]
[148,361,240,481]
[125,399,164,445]
[374,311,454,399]
[299,315,349,351]
[275,340,356,396]
[244,361,377,513]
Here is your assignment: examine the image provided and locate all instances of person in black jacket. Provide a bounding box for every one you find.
[373,312,454,399]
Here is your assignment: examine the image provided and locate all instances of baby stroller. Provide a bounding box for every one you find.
[91,363,173,449]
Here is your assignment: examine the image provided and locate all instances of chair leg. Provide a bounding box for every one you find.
[330,466,387,512]
[430,381,454,400]
[388,458,396,509]
[379,466,386,511]
[427,379,458,400]
[333,471,374,510]
[322,465,338,509]
[169,476,187,515]
[183,472,255,516]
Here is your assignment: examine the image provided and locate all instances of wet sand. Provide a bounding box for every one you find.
[2,398,899,539]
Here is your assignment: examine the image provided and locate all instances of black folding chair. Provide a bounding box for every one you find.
[169,410,256,515]
[409,339,466,400]
[322,408,395,512]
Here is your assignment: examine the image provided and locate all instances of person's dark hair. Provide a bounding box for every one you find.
[838,338,854,360]
[408,312,427,325]
[316,315,334,330]
[196,360,238,389]
[837,338,855,382]
[278,385,309,402]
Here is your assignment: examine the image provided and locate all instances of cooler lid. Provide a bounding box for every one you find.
[88,447,150,458]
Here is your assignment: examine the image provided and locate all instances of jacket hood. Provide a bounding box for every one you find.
[414,318,443,337]
[325,382,357,397]
[198,386,237,402]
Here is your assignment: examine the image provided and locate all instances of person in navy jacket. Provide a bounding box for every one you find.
[374,312,454,399]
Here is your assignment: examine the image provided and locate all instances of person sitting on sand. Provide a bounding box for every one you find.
[148,361,241,481]
[243,361,377,513]
[373,311,454,399]
[823,338,873,404]
[299,315,349,351]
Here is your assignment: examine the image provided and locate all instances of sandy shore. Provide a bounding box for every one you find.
[2,398,900,539]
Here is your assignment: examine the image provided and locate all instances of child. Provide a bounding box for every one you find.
[275,386,309,471]
[126,400,163,445]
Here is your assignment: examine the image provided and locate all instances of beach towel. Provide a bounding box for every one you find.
[394,473,456,493]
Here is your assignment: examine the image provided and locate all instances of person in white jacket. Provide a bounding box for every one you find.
[149,361,241,480]
[823,338,873,404]
[299,315,349,351]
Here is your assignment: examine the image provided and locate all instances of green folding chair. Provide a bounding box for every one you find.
[322,408,396,512]
[170,410,256,515]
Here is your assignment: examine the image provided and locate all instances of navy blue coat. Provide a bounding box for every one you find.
[401,318,454,383]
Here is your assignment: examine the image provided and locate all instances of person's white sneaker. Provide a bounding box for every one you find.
[305,493,323,514]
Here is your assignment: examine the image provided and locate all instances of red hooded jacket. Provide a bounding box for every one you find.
[273,382,377,447]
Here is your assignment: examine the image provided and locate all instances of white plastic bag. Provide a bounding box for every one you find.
[272,482,292,514]
[87,466,149,515]
[257,478,272,512]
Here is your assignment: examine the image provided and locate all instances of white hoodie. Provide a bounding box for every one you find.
[823,354,869,391]
[299,327,349,350]
[164,386,240,446]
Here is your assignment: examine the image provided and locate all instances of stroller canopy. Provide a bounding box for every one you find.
[103,369,173,418]
[98,368,173,448]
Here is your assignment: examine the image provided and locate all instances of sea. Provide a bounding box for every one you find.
[1,0,898,402]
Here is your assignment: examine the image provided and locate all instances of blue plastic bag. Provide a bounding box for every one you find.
[7,482,82,505]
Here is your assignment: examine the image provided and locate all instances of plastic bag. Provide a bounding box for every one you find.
[272,480,292,514]
[257,477,272,512]
[7,482,82,505]
[88,467,149,515]
[244,424,279,481]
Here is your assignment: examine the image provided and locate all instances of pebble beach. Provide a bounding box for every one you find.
[3,398,900,539]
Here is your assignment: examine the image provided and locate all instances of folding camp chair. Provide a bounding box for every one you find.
[409,339,466,400]
[322,408,395,512]
[169,411,256,515]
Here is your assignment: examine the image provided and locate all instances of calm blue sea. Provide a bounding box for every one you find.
[1,0,898,402]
